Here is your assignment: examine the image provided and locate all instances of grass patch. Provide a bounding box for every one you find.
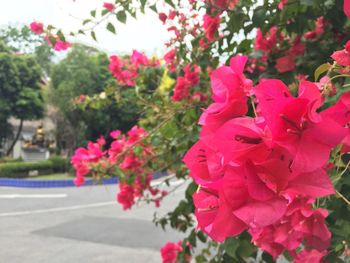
[25,173,74,180]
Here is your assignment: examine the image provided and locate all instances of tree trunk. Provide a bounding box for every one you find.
[6,119,23,157]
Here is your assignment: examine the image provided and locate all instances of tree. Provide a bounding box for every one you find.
[0,25,53,73]
[0,41,45,155]
[49,44,141,153]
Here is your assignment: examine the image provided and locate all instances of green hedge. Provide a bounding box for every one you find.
[0,156,68,178]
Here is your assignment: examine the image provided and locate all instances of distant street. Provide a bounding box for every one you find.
[0,179,187,263]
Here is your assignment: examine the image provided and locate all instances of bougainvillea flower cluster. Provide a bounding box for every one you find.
[71,126,166,209]
[103,2,115,12]
[331,40,350,67]
[109,50,158,86]
[172,64,201,101]
[184,55,348,261]
[160,242,183,263]
[206,0,239,10]
[30,21,71,51]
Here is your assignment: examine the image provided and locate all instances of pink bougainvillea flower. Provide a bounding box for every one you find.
[233,197,288,228]
[275,54,295,73]
[254,80,346,172]
[108,55,139,86]
[331,40,350,66]
[183,140,224,185]
[278,0,288,10]
[30,22,44,34]
[203,14,221,42]
[206,0,239,10]
[285,169,335,198]
[344,0,350,17]
[103,2,115,12]
[304,17,324,40]
[229,55,253,94]
[255,26,278,53]
[294,249,327,263]
[131,50,149,67]
[164,49,177,72]
[160,242,182,263]
[191,91,208,102]
[316,76,336,96]
[158,13,168,24]
[289,36,305,56]
[321,92,350,151]
[71,141,106,185]
[127,126,147,144]
[212,117,271,165]
[97,136,106,146]
[172,77,191,101]
[168,10,177,20]
[73,175,85,187]
[248,199,331,260]
[183,64,201,86]
[117,183,135,210]
[193,186,246,242]
[54,40,71,51]
[110,130,121,139]
[199,56,251,130]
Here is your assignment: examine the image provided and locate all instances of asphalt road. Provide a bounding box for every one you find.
[0,179,188,263]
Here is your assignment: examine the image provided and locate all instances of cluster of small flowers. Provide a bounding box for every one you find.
[109,50,159,87]
[172,64,206,102]
[253,25,307,74]
[71,126,166,210]
[205,0,239,10]
[159,6,201,50]
[30,22,71,51]
[103,2,115,12]
[184,54,350,261]
[160,241,191,263]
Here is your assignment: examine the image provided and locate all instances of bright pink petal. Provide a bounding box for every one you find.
[233,198,287,228]
[287,169,335,198]
[246,163,275,201]
[331,50,350,66]
[229,55,248,76]
[344,0,350,17]
[209,202,246,242]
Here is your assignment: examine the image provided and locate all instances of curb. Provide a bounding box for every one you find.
[0,172,166,188]
[0,177,118,188]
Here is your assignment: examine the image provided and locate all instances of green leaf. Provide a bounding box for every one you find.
[149,4,157,13]
[164,0,175,8]
[101,9,109,16]
[90,10,96,18]
[237,240,256,258]
[314,63,331,81]
[78,30,86,35]
[224,238,239,259]
[106,23,116,34]
[116,11,127,24]
[252,7,266,26]
[91,31,97,41]
[197,231,207,243]
[140,0,147,12]
[82,19,91,26]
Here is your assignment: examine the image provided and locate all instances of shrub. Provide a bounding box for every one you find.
[0,156,68,178]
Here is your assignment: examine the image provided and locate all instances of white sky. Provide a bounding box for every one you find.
[0,0,171,55]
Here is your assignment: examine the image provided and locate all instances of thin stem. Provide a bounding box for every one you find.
[336,190,350,206]
[325,74,350,86]
[340,160,350,177]
[250,98,257,117]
